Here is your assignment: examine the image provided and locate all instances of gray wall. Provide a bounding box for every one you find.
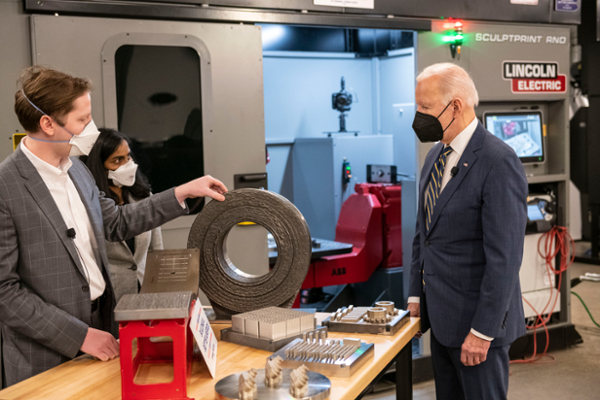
[0,1,31,162]
[263,53,374,141]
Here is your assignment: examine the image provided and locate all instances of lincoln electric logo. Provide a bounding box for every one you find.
[503,61,566,93]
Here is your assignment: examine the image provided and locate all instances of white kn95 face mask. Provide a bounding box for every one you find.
[108,159,138,187]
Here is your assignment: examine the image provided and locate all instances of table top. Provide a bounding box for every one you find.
[0,317,419,400]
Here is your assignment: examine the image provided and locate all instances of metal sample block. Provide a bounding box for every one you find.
[232,313,245,334]
[322,302,410,336]
[270,328,374,378]
[300,313,315,332]
[260,317,287,341]
[114,291,195,321]
[188,189,312,320]
[140,249,200,295]
[215,368,331,400]
[264,356,283,388]
[245,315,260,338]
[286,317,301,337]
[220,328,305,352]
[289,365,309,398]
[239,368,258,400]
[223,307,316,349]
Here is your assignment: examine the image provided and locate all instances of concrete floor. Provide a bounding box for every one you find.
[365,261,600,400]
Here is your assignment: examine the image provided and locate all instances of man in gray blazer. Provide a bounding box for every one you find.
[0,66,227,386]
[408,63,527,399]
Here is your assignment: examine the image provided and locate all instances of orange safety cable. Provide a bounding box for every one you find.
[510,226,574,364]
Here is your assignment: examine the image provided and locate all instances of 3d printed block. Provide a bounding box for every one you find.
[231,307,315,341]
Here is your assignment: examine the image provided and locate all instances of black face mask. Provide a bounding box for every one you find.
[412,101,455,143]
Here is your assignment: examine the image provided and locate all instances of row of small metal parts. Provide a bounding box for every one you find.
[284,338,362,363]
[330,301,400,324]
[330,305,362,323]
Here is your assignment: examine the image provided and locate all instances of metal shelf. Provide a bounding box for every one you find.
[526,174,567,184]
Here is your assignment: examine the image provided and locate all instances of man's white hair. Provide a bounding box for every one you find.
[416,63,479,107]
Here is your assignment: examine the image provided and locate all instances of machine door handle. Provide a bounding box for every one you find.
[239,173,267,182]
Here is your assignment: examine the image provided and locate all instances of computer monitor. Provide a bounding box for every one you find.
[483,111,544,164]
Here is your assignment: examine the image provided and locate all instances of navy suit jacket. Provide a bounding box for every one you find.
[409,121,528,348]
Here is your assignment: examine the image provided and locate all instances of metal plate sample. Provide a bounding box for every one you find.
[322,308,410,336]
[270,339,374,378]
[187,189,312,319]
[114,291,195,321]
[215,368,331,400]
[231,307,315,340]
[140,249,200,295]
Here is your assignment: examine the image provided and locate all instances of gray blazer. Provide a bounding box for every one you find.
[106,194,163,304]
[0,146,187,386]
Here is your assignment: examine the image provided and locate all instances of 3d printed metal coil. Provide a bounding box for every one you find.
[188,189,312,319]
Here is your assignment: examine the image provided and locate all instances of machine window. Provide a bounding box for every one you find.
[114,45,204,212]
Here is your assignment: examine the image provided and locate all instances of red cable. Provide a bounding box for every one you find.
[510,226,574,364]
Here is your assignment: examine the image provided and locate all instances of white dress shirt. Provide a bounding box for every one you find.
[409,117,493,341]
[21,139,106,300]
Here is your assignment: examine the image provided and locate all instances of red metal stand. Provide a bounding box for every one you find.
[119,308,194,400]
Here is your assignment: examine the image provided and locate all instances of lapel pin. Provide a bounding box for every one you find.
[463,163,468,167]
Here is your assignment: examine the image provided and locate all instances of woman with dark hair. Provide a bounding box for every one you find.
[82,128,163,303]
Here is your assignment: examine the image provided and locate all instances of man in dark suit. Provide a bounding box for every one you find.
[0,66,227,385]
[408,63,527,400]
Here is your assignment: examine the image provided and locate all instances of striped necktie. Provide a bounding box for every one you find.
[425,146,453,231]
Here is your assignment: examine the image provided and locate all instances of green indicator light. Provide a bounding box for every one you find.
[455,34,463,40]
[442,35,455,43]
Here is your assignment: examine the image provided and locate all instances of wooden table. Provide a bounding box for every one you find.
[0,317,419,400]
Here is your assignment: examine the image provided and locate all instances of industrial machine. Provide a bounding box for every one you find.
[329,76,356,135]
[296,181,403,310]
[574,0,600,264]
[521,194,560,321]
[293,136,395,241]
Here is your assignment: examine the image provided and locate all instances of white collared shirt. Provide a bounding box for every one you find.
[21,138,106,300]
[410,117,493,341]
[440,116,478,193]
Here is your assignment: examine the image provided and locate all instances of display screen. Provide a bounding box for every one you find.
[483,111,544,164]
[527,204,545,221]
